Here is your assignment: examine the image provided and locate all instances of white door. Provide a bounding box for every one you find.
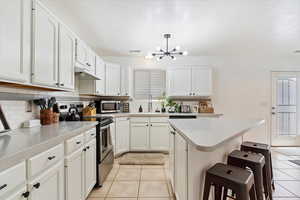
[4,187,27,200]
[65,149,84,200]
[0,0,31,83]
[175,132,188,200]
[168,68,191,96]
[130,123,149,150]
[58,25,75,90]
[95,56,105,94]
[32,1,59,87]
[106,63,121,96]
[150,123,169,151]
[116,118,130,154]
[271,72,300,146]
[28,161,64,200]
[191,68,212,96]
[84,139,96,197]
[75,40,88,67]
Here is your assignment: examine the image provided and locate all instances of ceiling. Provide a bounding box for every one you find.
[45,0,300,57]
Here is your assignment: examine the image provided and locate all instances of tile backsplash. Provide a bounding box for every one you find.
[0,101,38,129]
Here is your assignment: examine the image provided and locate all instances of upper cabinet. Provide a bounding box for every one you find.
[32,0,59,87]
[58,24,75,90]
[105,62,121,96]
[121,66,130,96]
[75,40,96,75]
[0,0,32,83]
[95,56,105,94]
[167,67,212,97]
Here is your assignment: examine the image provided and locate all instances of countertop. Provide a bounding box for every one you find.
[85,112,223,118]
[0,121,98,171]
[169,118,265,152]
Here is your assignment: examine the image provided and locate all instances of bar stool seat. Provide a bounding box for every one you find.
[241,141,275,190]
[227,150,272,200]
[203,163,257,200]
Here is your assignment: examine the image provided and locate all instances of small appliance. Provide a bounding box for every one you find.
[95,100,120,114]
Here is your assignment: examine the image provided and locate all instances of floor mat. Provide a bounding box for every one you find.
[118,153,166,165]
[274,147,300,156]
[289,160,300,166]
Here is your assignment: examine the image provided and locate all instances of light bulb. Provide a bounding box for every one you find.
[156,46,161,51]
[156,57,161,61]
[183,51,188,56]
[171,56,176,60]
[175,46,181,50]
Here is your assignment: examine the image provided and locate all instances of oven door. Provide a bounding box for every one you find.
[101,101,120,113]
[100,124,113,160]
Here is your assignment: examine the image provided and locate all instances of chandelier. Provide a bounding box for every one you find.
[146,34,188,60]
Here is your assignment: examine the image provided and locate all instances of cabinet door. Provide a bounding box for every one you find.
[95,56,105,94]
[130,123,149,150]
[65,149,84,200]
[84,139,96,198]
[116,118,130,154]
[4,187,27,200]
[175,133,188,200]
[191,68,212,96]
[169,127,175,190]
[149,123,169,151]
[75,40,88,67]
[86,50,95,74]
[167,68,191,96]
[58,25,75,90]
[32,1,59,87]
[121,67,130,96]
[0,0,31,83]
[106,63,121,96]
[28,161,64,200]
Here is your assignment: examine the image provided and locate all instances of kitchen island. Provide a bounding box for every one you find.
[168,118,265,200]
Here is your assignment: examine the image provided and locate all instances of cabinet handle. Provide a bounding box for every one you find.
[83,148,87,152]
[48,156,56,160]
[76,141,81,144]
[0,184,7,190]
[150,124,153,126]
[189,93,192,96]
[22,191,30,198]
[171,131,176,135]
[146,124,149,127]
[193,93,195,96]
[33,183,40,189]
[55,83,60,86]
[86,146,90,150]
[90,133,95,136]
[60,83,64,87]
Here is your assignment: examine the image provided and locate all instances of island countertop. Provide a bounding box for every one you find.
[0,121,98,171]
[169,118,265,152]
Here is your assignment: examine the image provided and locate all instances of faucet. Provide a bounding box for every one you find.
[148,94,153,113]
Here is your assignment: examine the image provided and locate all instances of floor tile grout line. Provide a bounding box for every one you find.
[276,181,300,198]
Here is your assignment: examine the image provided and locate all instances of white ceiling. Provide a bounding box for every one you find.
[46,0,300,56]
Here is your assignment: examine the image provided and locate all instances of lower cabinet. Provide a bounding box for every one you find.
[5,187,27,200]
[130,122,149,150]
[169,126,175,190]
[65,148,84,200]
[174,132,188,200]
[150,123,169,151]
[115,117,130,154]
[84,139,97,198]
[28,161,64,200]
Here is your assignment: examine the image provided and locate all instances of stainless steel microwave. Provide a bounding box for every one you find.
[96,101,120,113]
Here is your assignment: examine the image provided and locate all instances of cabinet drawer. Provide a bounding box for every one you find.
[28,144,64,178]
[130,117,149,123]
[65,134,84,155]
[85,128,96,142]
[150,117,168,123]
[0,162,26,197]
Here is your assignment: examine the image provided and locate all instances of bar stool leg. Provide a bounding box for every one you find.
[236,187,249,200]
[222,188,228,200]
[214,184,222,200]
[252,167,264,200]
[250,185,258,200]
[203,175,212,200]
[269,153,275,190]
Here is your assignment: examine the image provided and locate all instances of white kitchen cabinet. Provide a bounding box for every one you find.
[174,132,188,200]
[167,67,212,97]
[191,68,212,96]
[115,117,130,155]
[65,148,84,200]
[130,123,149,150]
[84,139,96,198]
[4,187,28,200]
[0,0,31,83]
[58,24,75,90]
[95,56,106,94]
[167,68,191,96]
[28,161,64,200]
[105,63,121,96]
[121,67,130,96]
[75,40,88,66]
[32,1,59,87]
[149,123,169,151]
[169,127,175,190]
[86,49,96,75]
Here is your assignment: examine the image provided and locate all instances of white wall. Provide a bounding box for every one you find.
[103,55,300,144]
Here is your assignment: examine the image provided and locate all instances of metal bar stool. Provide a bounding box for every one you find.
[241,141,275,190]
[203,163,257,200]
[226,150,273,200]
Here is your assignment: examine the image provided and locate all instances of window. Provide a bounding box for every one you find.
[134,70,166,99]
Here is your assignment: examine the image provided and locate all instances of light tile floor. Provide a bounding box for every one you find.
[89,149,300,200]
[88,156,174,200]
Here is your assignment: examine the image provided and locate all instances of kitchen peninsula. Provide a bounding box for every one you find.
[168,117,265,200]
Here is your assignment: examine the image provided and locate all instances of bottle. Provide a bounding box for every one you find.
[179,102,183,113]
[138,105,143,113]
